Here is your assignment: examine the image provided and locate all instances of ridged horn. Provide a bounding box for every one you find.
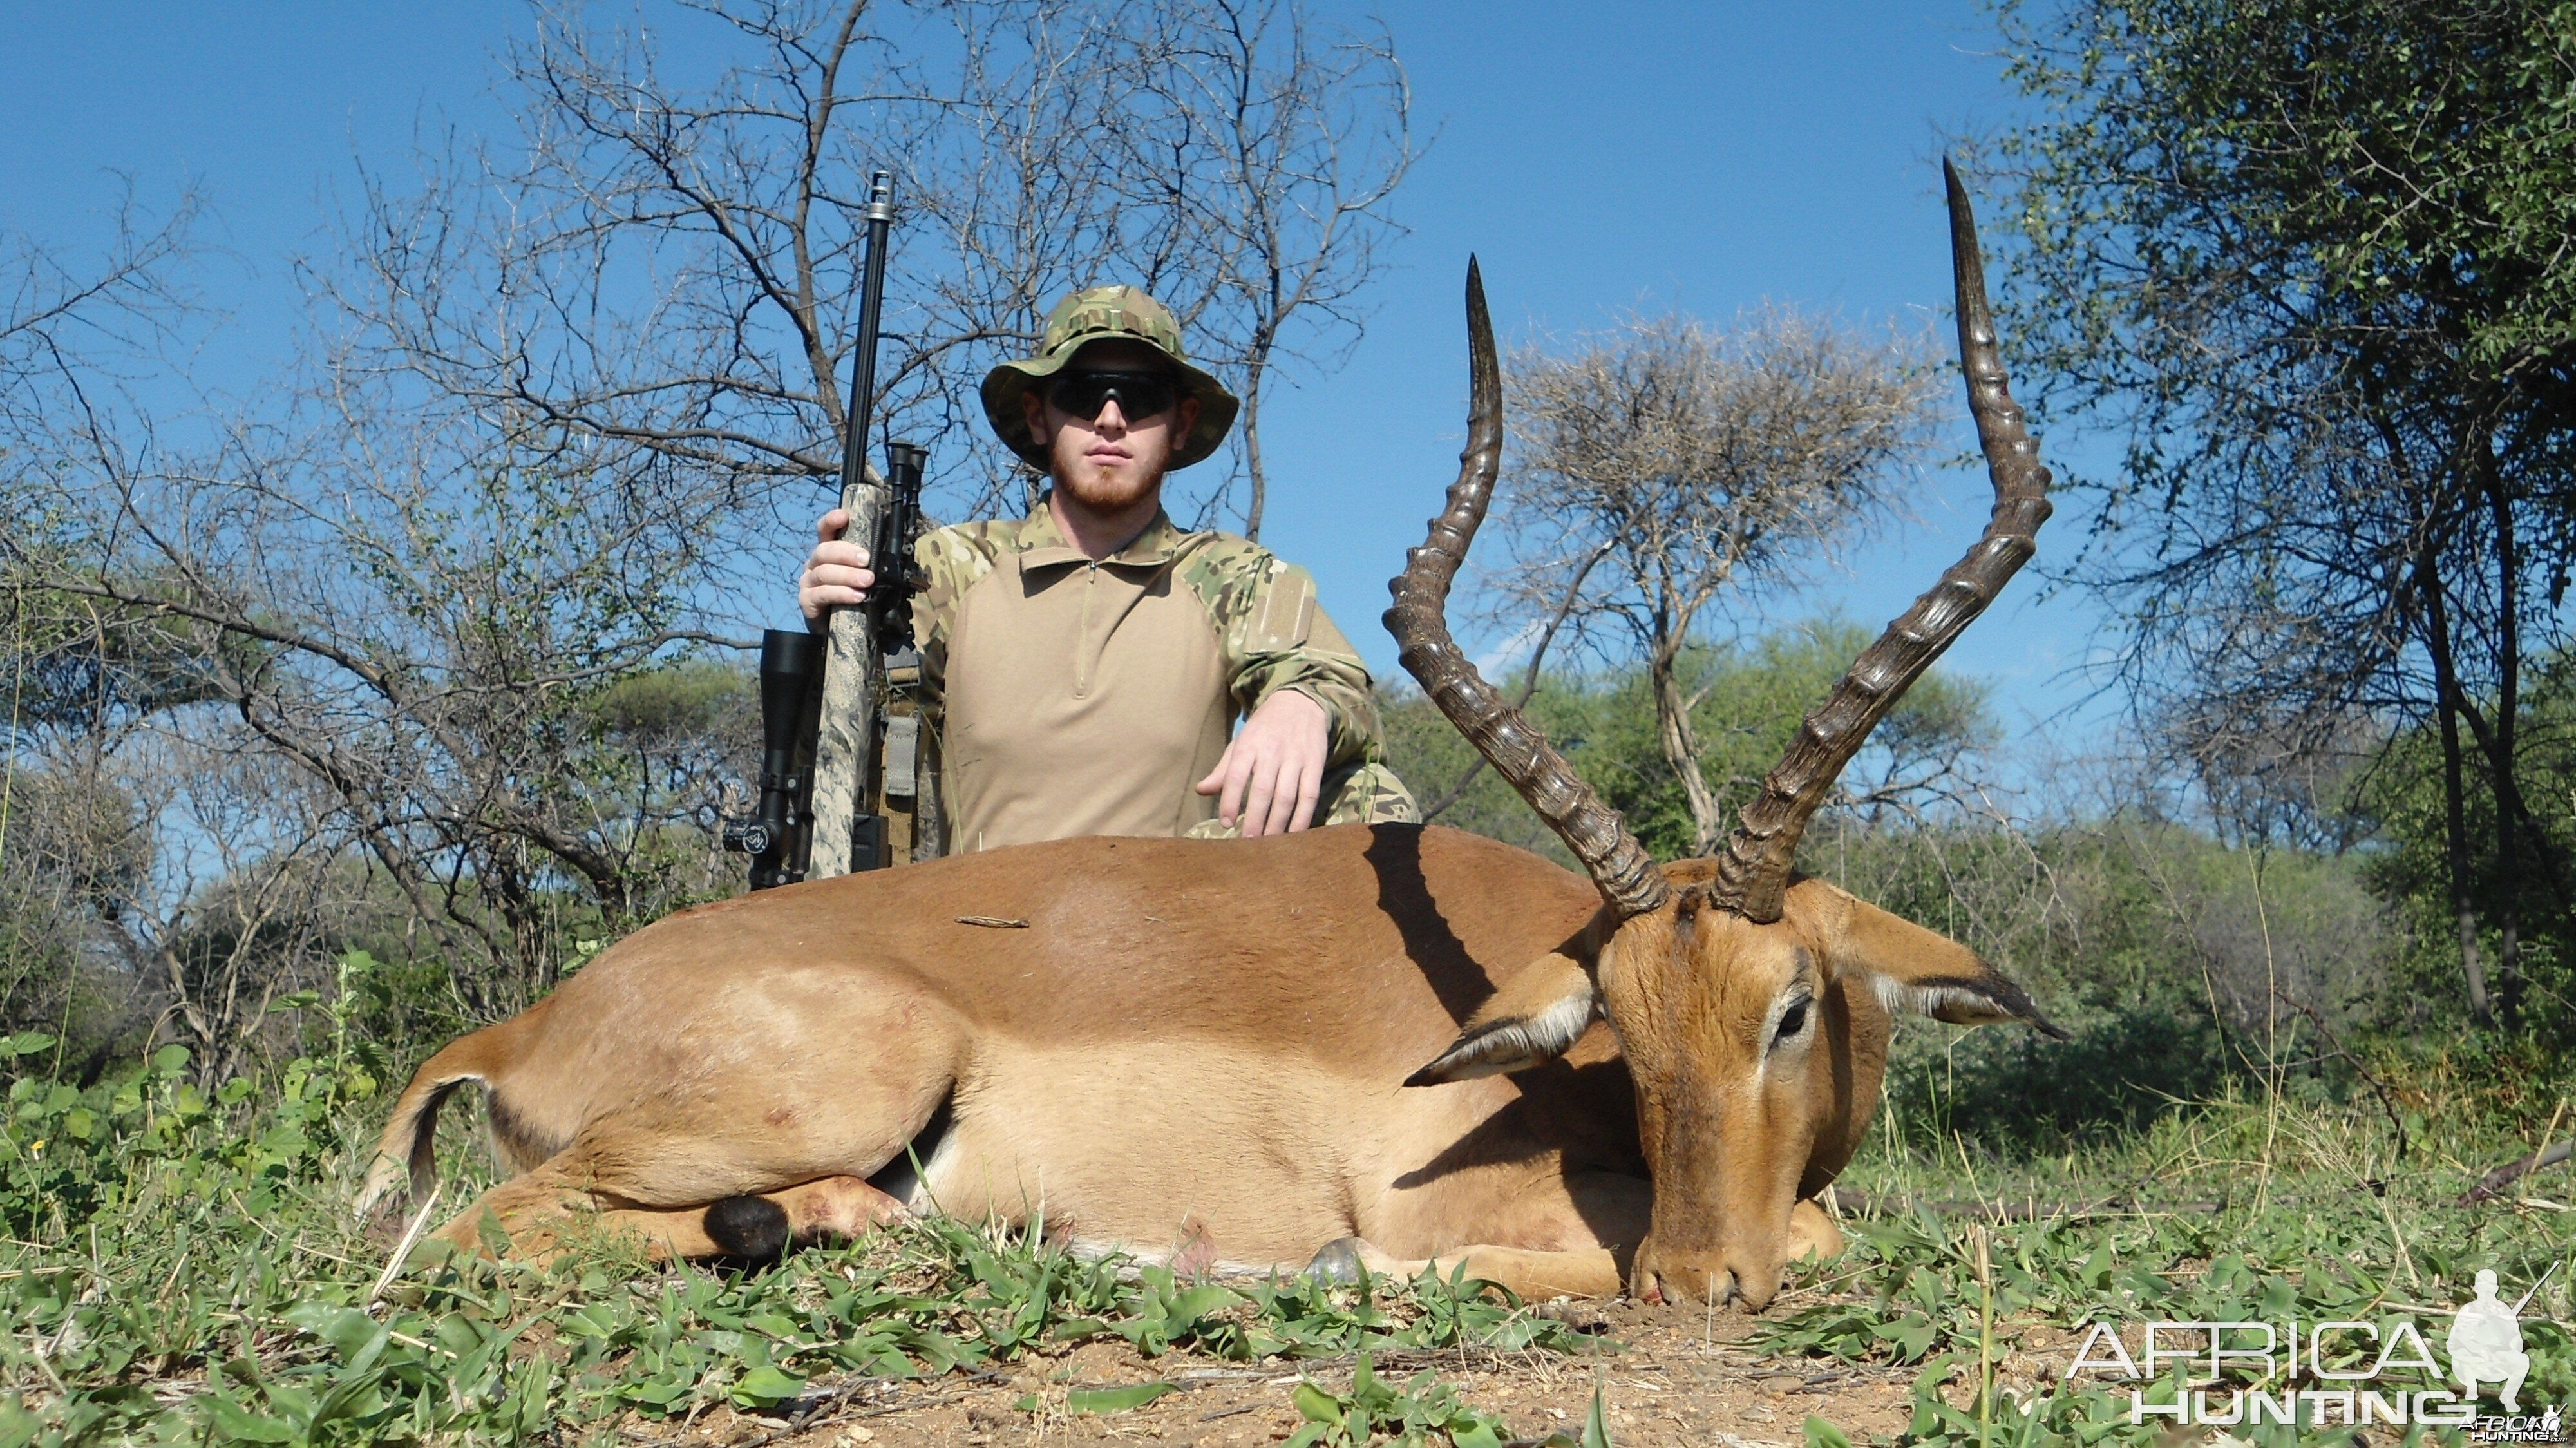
[1707,160,2054,924]
[1385,259,1670,919]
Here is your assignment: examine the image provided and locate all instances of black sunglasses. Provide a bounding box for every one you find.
[1046,370,1179,421]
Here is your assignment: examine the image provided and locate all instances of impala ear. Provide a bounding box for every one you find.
[1405,947,1598,1086]
[1829,891,2070,1040]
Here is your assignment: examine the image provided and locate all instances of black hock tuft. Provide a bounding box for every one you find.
[703,1195,791,1259]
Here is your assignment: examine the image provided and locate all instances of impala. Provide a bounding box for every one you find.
[360,163,2060,1308]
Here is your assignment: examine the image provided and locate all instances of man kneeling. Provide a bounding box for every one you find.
[800,285,1414,849]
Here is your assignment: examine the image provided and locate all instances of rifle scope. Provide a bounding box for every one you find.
[723,627,819,888]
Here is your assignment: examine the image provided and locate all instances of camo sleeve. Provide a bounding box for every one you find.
[1179,539,1390,775]
[908,521,1005,730]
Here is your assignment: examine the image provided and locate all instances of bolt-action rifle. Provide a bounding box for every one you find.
[723,170,934,888]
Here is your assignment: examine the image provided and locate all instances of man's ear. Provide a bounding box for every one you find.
[1405,944,1598,1086]
[1021,389,1051,443]
[1826,890,2070,1039]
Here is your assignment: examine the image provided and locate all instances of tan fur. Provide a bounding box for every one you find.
[367,826,2053,1308]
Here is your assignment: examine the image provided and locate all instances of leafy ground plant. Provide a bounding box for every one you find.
[1281,1366,1615,1448]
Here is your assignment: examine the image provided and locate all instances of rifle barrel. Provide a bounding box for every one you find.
[2512,1259,2559,1316]
[840,171,897,493]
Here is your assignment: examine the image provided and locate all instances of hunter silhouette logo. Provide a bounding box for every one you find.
[2448,1268,2537,1414]
[2063,1261,2562,1433]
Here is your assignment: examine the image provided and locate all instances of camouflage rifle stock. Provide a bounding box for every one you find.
[726,170,931,886]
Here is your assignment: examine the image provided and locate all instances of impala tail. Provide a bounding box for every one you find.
[355,1022,518,1220]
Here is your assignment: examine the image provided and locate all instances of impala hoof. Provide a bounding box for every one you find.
[1305,1237,1370,1284]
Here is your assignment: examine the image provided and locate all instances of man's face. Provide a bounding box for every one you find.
[1020,339,1201,512]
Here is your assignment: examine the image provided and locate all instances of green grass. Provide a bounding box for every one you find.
[1766,1089,2576,1445]
[4,1021,2571,1446]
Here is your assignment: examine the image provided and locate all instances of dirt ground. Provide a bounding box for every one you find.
[610,1295,2003,1448]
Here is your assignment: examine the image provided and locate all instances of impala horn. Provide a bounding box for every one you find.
[1705,160,2054,922]
[1385,258,1670,919]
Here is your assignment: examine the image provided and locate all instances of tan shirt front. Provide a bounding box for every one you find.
[914,502,1395,853]
[942,533,1235,847]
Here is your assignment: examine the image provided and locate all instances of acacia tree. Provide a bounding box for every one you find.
[6,376,757,1019]
[1494,308,1941,854]
[0,198,401,1072]
[339,0,1413,537]
[1394,622,2000,866]
[1991,0,2576,1028]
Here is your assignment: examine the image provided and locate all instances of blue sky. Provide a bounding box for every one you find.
[0,1,2126,750]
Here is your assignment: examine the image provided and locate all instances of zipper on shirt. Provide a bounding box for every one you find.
[1074,560,1101,698]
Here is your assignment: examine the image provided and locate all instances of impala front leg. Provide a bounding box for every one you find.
[1307,1237,1627,1300]
[1312,1194,1841,1304]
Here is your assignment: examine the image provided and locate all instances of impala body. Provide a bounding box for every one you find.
[363,164,2060,1308]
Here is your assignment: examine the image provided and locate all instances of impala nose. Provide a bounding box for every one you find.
[1731,1260,1786,1311]
[1632,1252,1784,1311]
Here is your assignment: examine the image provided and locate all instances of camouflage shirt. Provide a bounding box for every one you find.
[910,499,1415,851]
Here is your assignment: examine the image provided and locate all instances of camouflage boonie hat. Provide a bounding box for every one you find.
[981,286,1239,470]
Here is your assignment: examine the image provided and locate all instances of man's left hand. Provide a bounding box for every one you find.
[1197,690,1329,837]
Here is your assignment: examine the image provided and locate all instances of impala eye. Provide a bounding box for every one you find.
[1775,997,1811,1044]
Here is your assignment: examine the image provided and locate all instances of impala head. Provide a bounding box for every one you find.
[1387,163,2068,1311]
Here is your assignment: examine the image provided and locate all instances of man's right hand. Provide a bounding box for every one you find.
[799,508,876,627]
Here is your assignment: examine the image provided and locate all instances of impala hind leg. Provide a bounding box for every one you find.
[416,978,962,1263]
[697,1175,911,1259]
[426,1070,952,1262]
[433,1166,908,1262]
